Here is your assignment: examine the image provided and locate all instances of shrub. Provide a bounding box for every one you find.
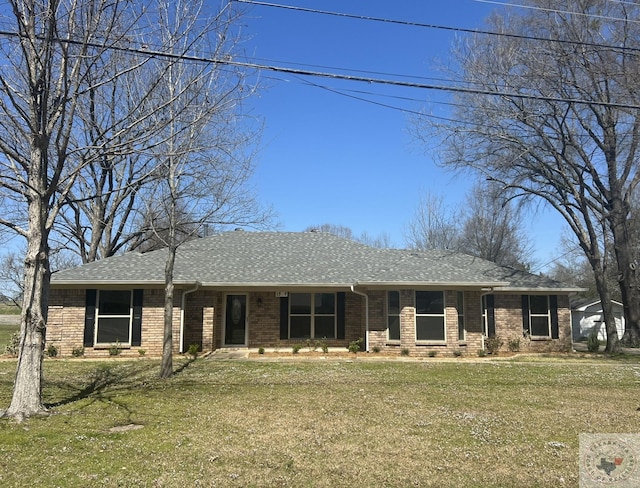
[46,343,58,358]
[72,346,85,357]
[109,341,122,356]
[258,347,265,355]
[5,331,20,357]
[587,330,600,353]
[507,338,521,352]
[428,350,437,357]
[372,345,381,353]
[477,349,486,357]
[485,335,503,355]
[453,349,463,357]
[292,344,301,354]
[137,349,146,357]
[401,348,410,356]
[348,338,364,354]
[188,343,200,358]
[621,336,640,348]
[320,340,329,354]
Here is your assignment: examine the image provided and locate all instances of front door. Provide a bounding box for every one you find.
[224,294,247,346]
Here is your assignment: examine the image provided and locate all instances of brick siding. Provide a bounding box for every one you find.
[47,287,572,357]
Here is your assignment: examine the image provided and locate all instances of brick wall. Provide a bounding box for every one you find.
[365,290,571,357]
[47,287,573,357]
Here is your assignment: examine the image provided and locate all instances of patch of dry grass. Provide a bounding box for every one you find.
[0,356,638,487]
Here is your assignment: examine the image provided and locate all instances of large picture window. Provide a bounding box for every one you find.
[96,290,133,344]
[289,293,336,339]
[529,295,551,338]
[415,291,445,342]
[387,291,400,341]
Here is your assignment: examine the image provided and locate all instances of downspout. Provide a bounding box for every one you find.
[351,285,369,352]
[180,282,201,353]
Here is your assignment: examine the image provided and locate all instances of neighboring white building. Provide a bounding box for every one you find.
[571,299,625,341]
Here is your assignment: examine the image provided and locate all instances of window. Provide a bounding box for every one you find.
[387,291,400,341]
[457,291,465,342]
[415,291,445,342]
[96,290,133,344]
[289,293,335,339]
[529,295,551,338]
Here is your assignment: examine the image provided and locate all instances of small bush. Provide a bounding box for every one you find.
[485,335,504,355]
[5,331,20,357]
[320,340,329,354]
[477,349,486,357]
[587,330,600,353]
[453,349,463,357]
[507,338,521,352]
[292,344,301,354]
[348,338,363,354]
[401,348,410,356]
[188,343,200,358]
[137,349,146,357]
[258,347,265,355]
[46,343,58,358]
[428,350,437,358]
[109,341,122,356]
[621,336,640,348]
[372,345,381,353]
[72,346,85,357]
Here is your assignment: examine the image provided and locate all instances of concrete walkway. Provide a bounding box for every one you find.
[207,349,250,360]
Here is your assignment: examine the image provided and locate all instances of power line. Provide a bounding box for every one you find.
[235,0,640,53]
[474,0,640,25]
[1,28,639,111]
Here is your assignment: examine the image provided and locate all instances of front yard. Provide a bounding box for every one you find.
[0,355,638,487]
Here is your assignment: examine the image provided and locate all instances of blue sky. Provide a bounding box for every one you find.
[238,0,566,271]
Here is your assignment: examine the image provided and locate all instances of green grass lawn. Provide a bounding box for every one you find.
[0,356,638,487]
[0,323,19,350]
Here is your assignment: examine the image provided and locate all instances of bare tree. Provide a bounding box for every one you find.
[458,183,533,269]
[141,0,270,378]
[420,0,640,351]
[404,192,461,251]
[0,0,162,419]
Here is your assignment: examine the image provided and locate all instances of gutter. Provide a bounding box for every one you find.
[350,285,369,352]
[179,282,201,353]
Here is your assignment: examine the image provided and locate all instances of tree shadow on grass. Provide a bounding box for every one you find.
[45,357,198,411]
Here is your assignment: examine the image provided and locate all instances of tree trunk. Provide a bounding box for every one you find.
[608,197,640,346]
[3,202,50,420]
[160,245,176,378]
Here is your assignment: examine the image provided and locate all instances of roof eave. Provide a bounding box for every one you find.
[492,286,588,293]
[355,281,510,288]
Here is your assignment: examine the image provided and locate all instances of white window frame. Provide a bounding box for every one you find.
[415,290,446,343]
[387,291,401,342]
[95,290,133,346]
[529,295,551,338]
[289,292,336,339]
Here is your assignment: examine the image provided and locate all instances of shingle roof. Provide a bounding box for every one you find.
[51,231,582,292]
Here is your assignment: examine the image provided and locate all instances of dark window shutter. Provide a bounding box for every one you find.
[131,289,143,346]
[337,292,346,340]
[84,289,97,347]
[522,295,530,336]
[486,294,495,337]
[550,295,559,339]
[280,296,289,340]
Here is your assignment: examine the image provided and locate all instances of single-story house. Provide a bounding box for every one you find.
[47,231,583,357]
[571,298,625,342]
